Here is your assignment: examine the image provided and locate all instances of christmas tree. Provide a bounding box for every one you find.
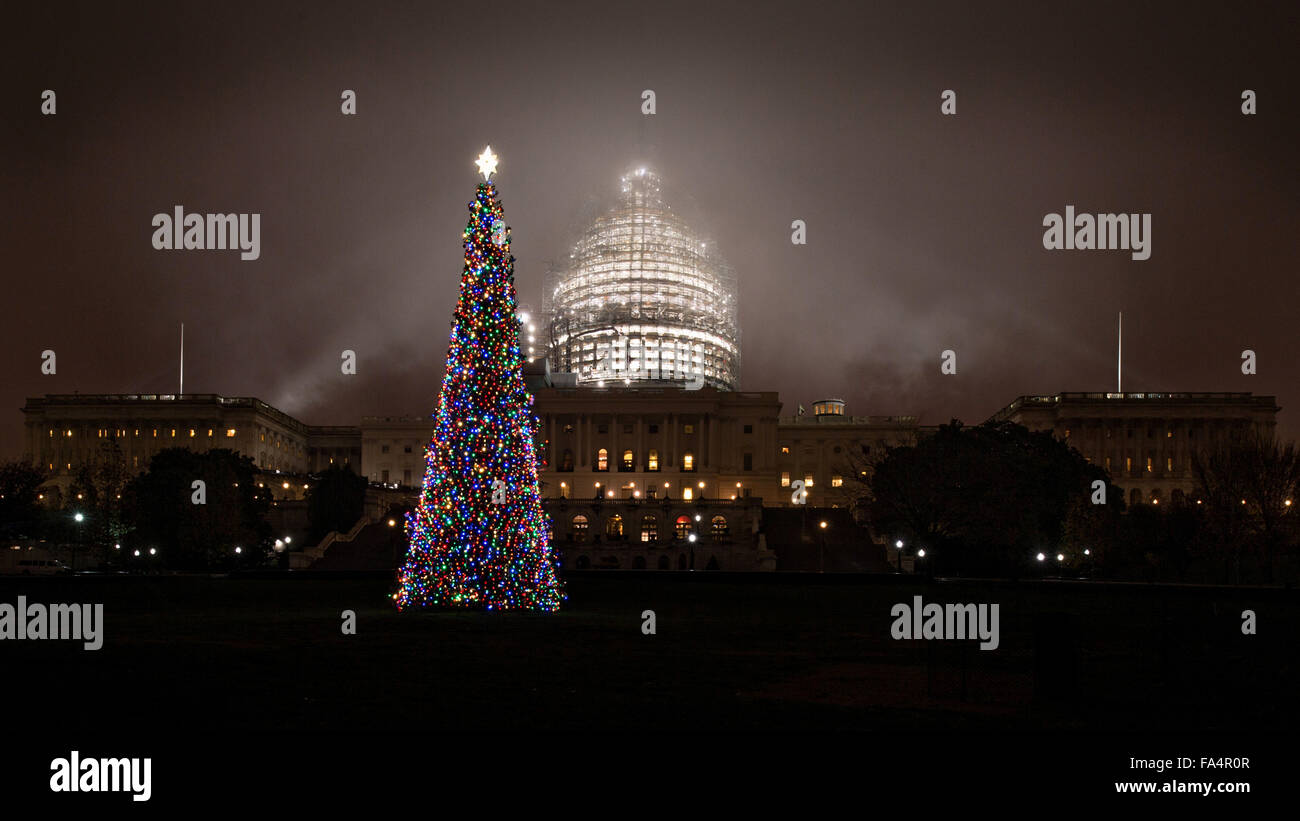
[394,147,565,612]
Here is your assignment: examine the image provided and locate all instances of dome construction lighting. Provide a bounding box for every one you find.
[544,165,739,390]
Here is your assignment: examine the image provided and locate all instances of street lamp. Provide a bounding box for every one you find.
[72,511,85,573]
[895,539,904,572]
[818,520,829,573]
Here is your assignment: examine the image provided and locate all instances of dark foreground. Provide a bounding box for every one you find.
[3,571,1296,735]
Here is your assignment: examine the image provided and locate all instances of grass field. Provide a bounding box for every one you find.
[2,572,1297,734]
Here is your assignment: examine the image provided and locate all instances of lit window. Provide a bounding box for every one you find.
[804,475,814,487]
[622,450,634,470]
[571,515,589,542]
[711,515,729,537]
[682,487,693,501]
[1146,457,1153,473]
[207,429,213,437]
[1166,457,1173,471]
[781,446,789,454]
[675,515,692,539]
[682,452,694,471]
[189,429,196,437]
[683,424,694,434]
[781,471,790,487]
[641,515,657,542]
[597,448,608,471]
[647,449,659,471]
[226,429,236,437]
[832,475,843,487]
[605,515,624,539]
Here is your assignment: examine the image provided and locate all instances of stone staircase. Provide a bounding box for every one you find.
[304,517,407,571]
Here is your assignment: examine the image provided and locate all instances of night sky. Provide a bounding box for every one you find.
[3,0,1296,460]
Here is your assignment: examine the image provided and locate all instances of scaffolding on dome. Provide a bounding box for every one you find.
[543,166,740,390]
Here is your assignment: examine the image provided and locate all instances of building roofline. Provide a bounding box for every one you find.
[988,391,1281,424]
[22,393,310,434]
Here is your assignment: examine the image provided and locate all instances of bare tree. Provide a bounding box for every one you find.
[1191,431,1300,581]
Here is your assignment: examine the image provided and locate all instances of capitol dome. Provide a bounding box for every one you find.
[543,166,739,390]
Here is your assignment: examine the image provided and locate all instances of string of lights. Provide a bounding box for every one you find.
[394,150,566,612]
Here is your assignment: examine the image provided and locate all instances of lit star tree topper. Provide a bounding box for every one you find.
[394,148,565,612]
[475,145,498,181]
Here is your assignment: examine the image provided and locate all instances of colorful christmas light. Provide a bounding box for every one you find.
[394,151,565,612]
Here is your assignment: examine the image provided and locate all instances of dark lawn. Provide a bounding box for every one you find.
[2,572,1296,734]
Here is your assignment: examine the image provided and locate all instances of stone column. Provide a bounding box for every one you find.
[669,413,677,469]
[708,414,720,471]
[583,413,592,468]
[611,414,620,473]
[548,415,556,469]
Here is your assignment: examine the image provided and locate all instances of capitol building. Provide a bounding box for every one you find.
[15,163,1282,571]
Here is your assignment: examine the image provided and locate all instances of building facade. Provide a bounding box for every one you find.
[776,399,923,508]
[22,389,1283,515]
[20,393,361,499]
[548,496,774,571]
[988,391,1280,505]
[17,388,1283,570]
